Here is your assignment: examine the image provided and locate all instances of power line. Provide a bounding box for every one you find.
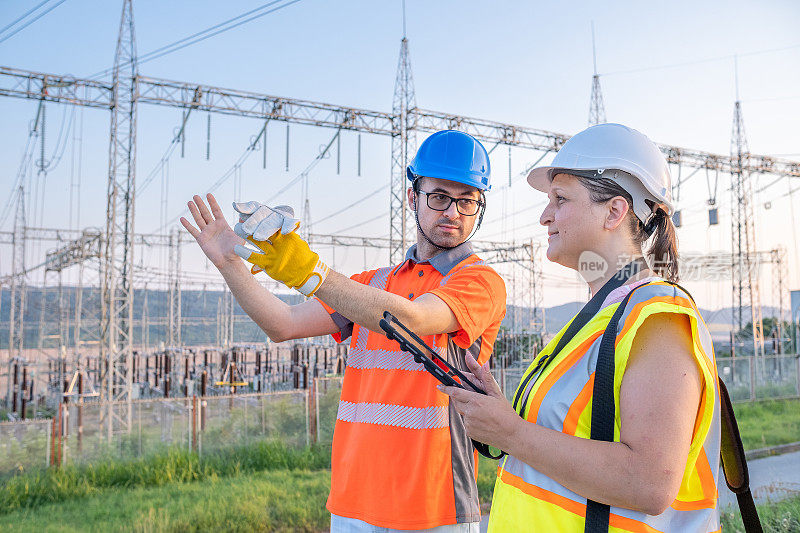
[312,184,388,226]
[331,212,387,235]
[265,129,340,203]
[89,0,302,79]
[0,0,68,45]
[0,0,52,36]
[600,42,800,77]
[152,131,262,233]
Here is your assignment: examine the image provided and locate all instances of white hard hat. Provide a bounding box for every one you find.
[527,123,673,222]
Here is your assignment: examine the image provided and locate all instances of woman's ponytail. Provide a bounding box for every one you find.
[644,208,679,283]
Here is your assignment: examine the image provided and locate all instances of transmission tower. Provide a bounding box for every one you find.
[771,247,787,353]
[588,23,606,126]
[167,228,182,348]
[730,88,764,356]
[100,0,138,438]
[7,187,26,408]
[389,5,417,264]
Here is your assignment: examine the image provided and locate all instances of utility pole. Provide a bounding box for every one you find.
[100,0,138,439]
[588,22,606,126]
[730,57,764,357]
[389,0,417,264]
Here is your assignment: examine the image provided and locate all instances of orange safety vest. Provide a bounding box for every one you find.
[489,281,721,532]
[321,243,507,529]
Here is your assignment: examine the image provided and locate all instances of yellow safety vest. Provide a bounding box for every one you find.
[489,281,721,533]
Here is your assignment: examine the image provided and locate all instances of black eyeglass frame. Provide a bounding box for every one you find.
[415,190,485,216]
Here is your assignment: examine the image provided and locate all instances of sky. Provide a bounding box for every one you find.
[1,0,799,317]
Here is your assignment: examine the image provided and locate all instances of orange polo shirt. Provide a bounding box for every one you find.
[318,242,506,529]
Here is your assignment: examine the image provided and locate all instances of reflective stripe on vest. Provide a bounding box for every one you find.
[490,282,721,533]
[336,266,448,429]
[337,401,449,429]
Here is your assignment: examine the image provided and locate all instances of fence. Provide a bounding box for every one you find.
[0,418,51,477]
[717,354,800,402]
[0,377,344,479]
[2,355,799,479]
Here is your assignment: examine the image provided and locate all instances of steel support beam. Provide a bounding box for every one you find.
[1,66,798,179]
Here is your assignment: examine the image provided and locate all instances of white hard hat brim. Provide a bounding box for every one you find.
[526,166,554,193]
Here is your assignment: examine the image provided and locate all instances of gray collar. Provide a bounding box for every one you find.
[404,242,474,276]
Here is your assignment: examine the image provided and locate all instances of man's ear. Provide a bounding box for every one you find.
[407,187,417,212]
[605,196,630,231]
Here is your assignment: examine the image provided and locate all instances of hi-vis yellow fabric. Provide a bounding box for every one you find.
[489,281,721,533]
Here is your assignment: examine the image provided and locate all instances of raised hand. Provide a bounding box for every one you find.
[180,194,244,269]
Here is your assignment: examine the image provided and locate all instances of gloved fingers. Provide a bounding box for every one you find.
[240,205,273,234]
[232,200,262,216]
[233,244,254,261]
[233,222,249,239]
[234,244,269,265]
[250,264,263,275]
[273,205,296,217]
[246,235,277,253]
[252,218,284,241]
[272,206,300,234]
[280,217,301,235]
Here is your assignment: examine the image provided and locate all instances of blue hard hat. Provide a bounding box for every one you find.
[406,130,491,191]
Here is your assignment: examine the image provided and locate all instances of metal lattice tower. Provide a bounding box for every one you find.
[100,0,138,437]
[588,23,606,126]
[389,33,417,264]
[7,186,27,407]
[167,228,182,348]
[771,247,787,352]
[730,97,764,356]
[589,75,606,126]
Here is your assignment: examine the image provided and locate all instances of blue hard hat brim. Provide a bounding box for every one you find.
[406,164,491,191]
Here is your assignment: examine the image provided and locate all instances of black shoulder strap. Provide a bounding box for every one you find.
[584,287,637,532]
[584,282,763,533]
[512,260,645,414]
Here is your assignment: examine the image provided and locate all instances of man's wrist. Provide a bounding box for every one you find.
[214,254,248,275]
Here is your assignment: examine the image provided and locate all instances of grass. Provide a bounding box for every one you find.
[477,457,499,506]
[0,440,330,515]
[1,398,798,530]
[2,455,798,532]
[732,398,800,451]
[0,468,332,532]
[721,494,800,532]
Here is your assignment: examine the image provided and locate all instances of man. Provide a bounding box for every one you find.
[181,130,506,532]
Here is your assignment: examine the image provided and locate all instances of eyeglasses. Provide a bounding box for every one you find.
[417,190,484,216]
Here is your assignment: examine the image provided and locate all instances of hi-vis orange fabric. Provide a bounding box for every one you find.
[318,243,506,529]
[489,281,721,533]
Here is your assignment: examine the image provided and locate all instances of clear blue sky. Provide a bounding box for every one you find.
[1,0,798,312]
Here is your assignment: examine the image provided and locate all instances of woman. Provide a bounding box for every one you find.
[439,123,720,532]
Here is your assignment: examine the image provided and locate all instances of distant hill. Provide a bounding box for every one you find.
[535,301,789,340]
[1,287,789,347]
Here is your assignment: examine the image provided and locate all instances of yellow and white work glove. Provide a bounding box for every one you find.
[232,201,300,274]
[232,202,329,296]
[232,201,300,241]
[234,231,330,297]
